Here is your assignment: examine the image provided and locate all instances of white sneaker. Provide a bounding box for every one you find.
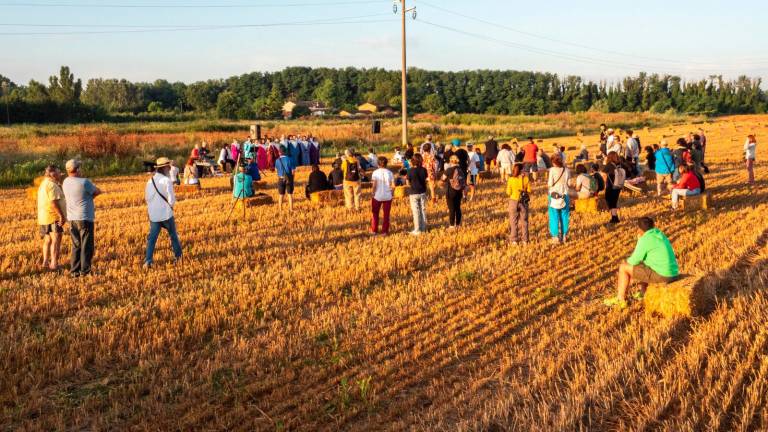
[409,230,422,236]
[550,237,561,245]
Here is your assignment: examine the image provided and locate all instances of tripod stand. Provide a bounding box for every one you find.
[227,153,248,221]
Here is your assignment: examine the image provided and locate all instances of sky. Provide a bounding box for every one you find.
[1,0,767,86]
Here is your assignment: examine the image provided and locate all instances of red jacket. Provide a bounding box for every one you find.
[674,172,700,191]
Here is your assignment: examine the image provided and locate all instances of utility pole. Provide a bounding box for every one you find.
[394,0,416,148]
[1,82,9,126]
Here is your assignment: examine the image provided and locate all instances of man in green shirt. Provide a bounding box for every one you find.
[605,217,679,308]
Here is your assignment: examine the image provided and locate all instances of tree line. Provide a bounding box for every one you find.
[0,66,766,123]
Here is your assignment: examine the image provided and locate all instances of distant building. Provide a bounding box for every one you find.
[355,103,398,117]
[282,100,332,119]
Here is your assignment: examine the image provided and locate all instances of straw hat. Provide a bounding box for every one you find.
[155,157,172,168]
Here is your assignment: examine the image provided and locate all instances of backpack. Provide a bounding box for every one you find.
[614,168,626,188]
[449,167,466,191]
[587,174,597,194]
[345,160,360,181]
[594,172,605,193]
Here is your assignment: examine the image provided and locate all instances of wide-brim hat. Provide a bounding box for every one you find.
[155,157,172,168]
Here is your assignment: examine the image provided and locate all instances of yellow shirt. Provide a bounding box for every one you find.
[37,178,66,225]
[506,175,531,202]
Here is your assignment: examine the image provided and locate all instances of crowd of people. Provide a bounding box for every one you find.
[35,126,760,311]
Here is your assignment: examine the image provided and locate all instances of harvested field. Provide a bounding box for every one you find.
[1,116,767,431]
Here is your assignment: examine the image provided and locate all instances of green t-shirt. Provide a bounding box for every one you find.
[627,228,679,277]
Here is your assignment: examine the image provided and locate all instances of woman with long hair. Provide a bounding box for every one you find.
[183,157,200,189]
[506,163,532,245]
[547,155,571,244]
[441,155,466,229]
[407,153,429,234]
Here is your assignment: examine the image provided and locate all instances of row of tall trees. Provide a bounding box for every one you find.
[1,66,766,123]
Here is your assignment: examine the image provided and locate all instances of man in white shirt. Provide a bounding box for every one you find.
[144,157,182,268]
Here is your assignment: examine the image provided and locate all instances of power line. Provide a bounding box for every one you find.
[418,0,768,67]
[0,15,395,35]
[0,0,382,7]
[416,19,768,75]
[0,12,392,28]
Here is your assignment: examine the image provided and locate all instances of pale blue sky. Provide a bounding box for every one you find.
[1,0,766,85]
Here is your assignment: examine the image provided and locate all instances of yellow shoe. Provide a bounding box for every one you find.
[603,296,628,309]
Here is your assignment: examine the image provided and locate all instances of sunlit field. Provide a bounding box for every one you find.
[1,115,767,431]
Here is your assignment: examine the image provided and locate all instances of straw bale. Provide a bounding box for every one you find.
[644,276,715,318]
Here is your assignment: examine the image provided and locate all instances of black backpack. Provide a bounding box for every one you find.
[345,161,360,181]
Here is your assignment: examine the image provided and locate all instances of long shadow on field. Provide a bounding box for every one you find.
[590,226,768,431]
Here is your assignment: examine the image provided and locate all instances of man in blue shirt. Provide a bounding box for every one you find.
[245,158,261,181]
[275,146,295,212]
[653,140,676,197]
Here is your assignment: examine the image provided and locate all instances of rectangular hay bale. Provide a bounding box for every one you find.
[575,197,600,214]
[310,189,344,206]
[234,193,273,210]
[644,277,715,318]
[176,184,201,194]
[679,192,710,211]
[479,171,499,180]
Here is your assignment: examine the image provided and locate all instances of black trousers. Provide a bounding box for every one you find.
[70,220,94,275]
[446,187,463,226]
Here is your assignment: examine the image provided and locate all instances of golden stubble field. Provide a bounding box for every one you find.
[1,115,767,431]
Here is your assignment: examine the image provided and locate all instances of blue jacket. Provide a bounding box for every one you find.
[654,148,675,175]
[246,162,261,181]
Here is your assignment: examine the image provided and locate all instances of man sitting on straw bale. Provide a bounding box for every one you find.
[604,217,679,309]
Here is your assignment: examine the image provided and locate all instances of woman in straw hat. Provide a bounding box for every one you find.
[143,157,182,268]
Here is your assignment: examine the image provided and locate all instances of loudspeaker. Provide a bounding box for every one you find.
[250,125,262,140]
[372,120,381,134]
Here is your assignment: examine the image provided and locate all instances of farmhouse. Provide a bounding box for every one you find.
[282,100,332,119]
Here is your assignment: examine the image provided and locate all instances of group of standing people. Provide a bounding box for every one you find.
[219,135,321,174]
[36,160,102,276]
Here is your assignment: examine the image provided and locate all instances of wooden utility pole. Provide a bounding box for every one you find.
[400,0,408,148]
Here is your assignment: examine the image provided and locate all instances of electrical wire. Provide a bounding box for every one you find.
[0,0,383,7]
[0,14,395,35]
[418,0,768,67]
[0,19,393,35]
[0,12,392,28]
[416,19,768,75]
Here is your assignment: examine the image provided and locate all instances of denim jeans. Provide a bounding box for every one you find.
[409,193,428,232]
[145,217,182,265]
[671,188,700,208]
[70,220,94,275]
